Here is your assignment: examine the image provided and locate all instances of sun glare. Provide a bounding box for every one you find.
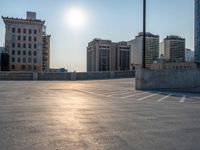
[65,7,88,29]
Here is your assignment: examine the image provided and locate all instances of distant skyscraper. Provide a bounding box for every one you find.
[112,42,130,71]
[185,48,194,62]
[128,32,159,67]
[0,47,5,53]
[2,11,50,72]
[159,41,165,58]
[87,39,130,72]
[195,0,200,64]
[163,35,185,62]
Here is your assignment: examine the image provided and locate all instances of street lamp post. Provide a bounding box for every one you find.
[143,0,146,68]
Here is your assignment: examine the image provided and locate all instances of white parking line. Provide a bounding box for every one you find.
[98,90,129,95]
[121,92,147,99]
[157,94,172,102]
[179,95,186,103]
[78,89,95,95]
[106,91,137,97]
[137,93,160,101]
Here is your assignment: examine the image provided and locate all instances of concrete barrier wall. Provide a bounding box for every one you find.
[0,72,33,80]
[136,67,200,90]
[0,71,135,81]
[38,73,71,80]
[76,72,111,80]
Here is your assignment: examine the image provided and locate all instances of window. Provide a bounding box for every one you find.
[12,65,15,70]
[34,44,37,49]
[29,29,32,34]
[34,29,37,34]
[33,51,37,56]
[23,50,26,55]
[21,65,26,70]
[17,57,21,63]
[12,43,15,48]
[23,58,26,63]
[34,65,37,70]
[12,57,15,63]
[18,36,21,41]
[17,43,21,48]
[34,37,37,42]
[17,50,21,55]
[12,35,15,41]
[23,36,26,41]
[28,44,31,49]
[23,43,26,48]
[34,58,37,64]
[28,36,32,42]
[28,58,31,63]
[18,28,21,33]
[28,65,32,70]
[28,51,32,56]
[12,28,15,33]
[23,29,26,34]
[12,50,15,55]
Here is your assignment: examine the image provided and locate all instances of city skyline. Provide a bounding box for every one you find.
[0,0,194,71]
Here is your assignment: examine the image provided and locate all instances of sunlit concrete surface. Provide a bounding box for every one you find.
[0,78,200,150]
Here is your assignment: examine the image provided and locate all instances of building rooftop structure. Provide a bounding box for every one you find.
[136,32,159,38]
[164,35,185,41]
[2,16,45,24]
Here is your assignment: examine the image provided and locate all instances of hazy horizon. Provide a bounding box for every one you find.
[0,0,194,72]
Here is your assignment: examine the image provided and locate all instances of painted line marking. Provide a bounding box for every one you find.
[180,95,186,103]
[106,91,137,97]
[78,89,95,95]
[121,92,147,99]
[157,94,172,102]
[97,90,130,95]
[137,93,160,101]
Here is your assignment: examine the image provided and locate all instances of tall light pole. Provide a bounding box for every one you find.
[143,0,146,68]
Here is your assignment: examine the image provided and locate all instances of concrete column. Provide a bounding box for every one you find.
[71,72,76,80]
[32,72,38,80]
[135,66,144,90]
[110,71,115,79]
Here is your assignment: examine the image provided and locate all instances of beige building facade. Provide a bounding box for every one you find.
[87,39,130,72]
[163,35,185,62]
[2,12,50,72]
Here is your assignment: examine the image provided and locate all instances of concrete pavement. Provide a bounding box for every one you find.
[0,78,200,150]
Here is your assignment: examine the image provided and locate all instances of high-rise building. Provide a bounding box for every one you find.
[195,0,200,64]
[128,32,159,67]
[87,39,130,72]
[0,53,9,71]
[0,47,5,71]
[185,48,194,62]
[42,26,51,72]
[0,47,5,53]
[112,42,131,71]
[159,41,165,58]
[2,11,50,72]
[163,35,185,62]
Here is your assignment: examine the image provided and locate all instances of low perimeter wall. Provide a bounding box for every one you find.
[0,71,135,81]
[135,67,200,90]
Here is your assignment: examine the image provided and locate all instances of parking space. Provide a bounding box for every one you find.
[0,79,200,150]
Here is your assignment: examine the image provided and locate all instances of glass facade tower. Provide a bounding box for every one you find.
[195,0,200,64]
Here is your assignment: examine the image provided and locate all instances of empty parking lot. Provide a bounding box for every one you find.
[0,78,200,150]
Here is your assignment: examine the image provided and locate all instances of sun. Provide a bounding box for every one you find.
[65,7,88,29]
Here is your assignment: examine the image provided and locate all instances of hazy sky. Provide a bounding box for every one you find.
[0,0,194,71]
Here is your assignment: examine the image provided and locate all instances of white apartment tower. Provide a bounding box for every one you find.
[2,12,50,72]
[128,32,159,67]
